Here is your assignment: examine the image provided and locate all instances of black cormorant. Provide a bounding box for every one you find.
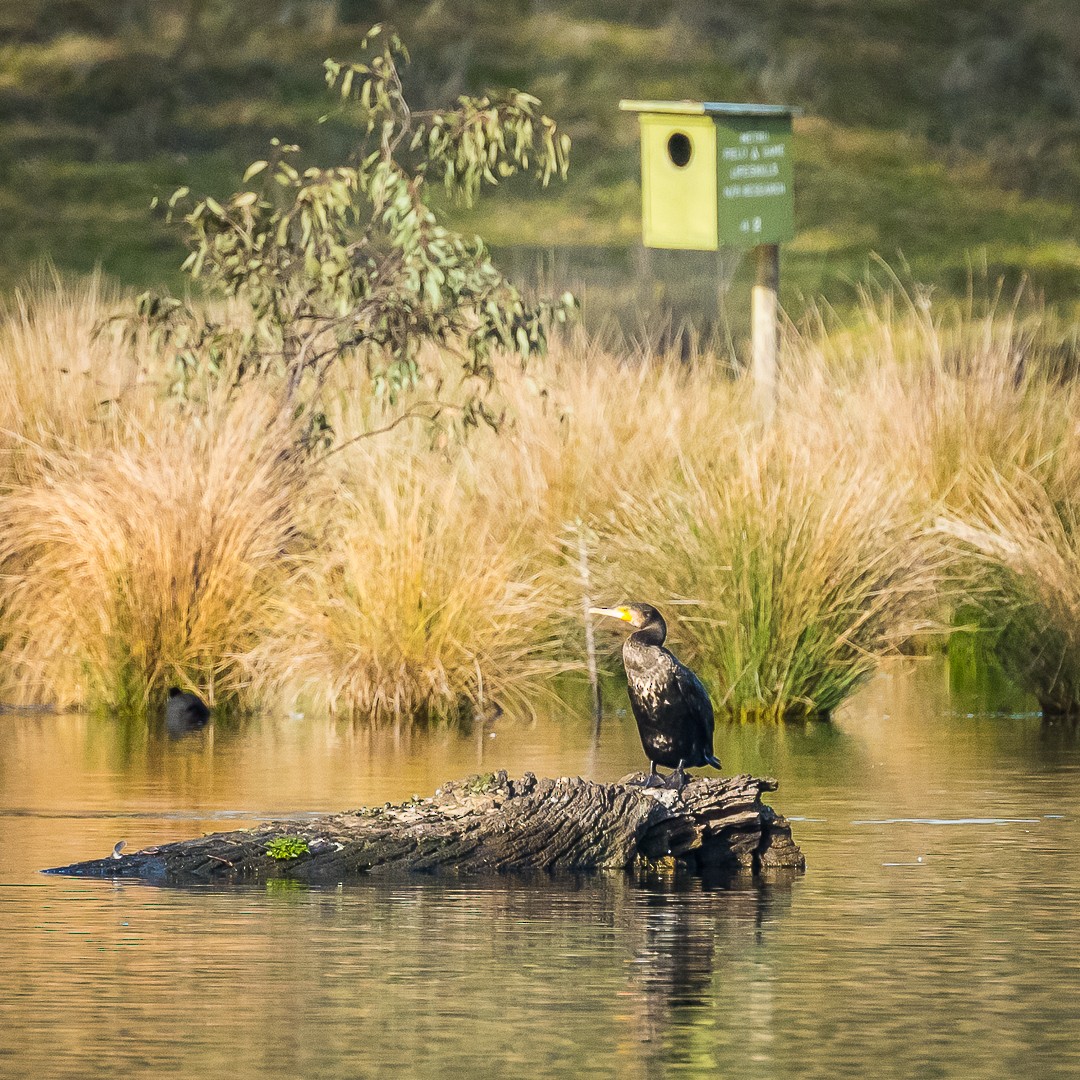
[590,603,720,789]
[166,687,210,734]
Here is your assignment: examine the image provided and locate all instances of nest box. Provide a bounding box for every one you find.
[619,100,797,250]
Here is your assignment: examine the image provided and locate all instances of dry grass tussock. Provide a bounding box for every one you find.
[783,285,1080,713]
[3,278,1080,720]
[488,334,748,527]
[783,285,1080,512]
[596,425,942,719]
[937,461,1080,716]
[0,389,305,712]
[248,439,569,721]
[0,271,158,490]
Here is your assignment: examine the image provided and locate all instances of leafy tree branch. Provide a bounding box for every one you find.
[137,25,574,446]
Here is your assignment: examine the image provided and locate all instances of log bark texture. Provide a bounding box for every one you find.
[43,771,804,885]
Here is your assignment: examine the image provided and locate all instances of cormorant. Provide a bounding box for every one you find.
[590,603,720,789]
[166,687,210,734]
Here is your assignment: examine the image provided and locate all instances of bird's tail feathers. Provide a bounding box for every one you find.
[705,753,722,770]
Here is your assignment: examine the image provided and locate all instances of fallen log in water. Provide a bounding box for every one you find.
[43,771,804,885]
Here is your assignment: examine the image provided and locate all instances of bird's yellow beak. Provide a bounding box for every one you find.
[589,606,633,622]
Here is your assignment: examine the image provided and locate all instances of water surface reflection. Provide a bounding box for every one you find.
[2,659,1080,1078]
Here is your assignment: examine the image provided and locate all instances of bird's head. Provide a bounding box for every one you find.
[589,603,665,632]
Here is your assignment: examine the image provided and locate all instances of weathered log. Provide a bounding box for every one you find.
[43,771,804,885]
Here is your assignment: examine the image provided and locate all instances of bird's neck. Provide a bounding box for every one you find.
[628,621,666,649]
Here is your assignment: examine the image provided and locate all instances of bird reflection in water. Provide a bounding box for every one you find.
[617,875,794,1073]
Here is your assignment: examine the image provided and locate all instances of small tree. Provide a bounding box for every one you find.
[141,25,573,440]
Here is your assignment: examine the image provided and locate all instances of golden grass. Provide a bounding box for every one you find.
[596,427,942,719]
[783,284,1080,512]
[2,276,1080,721]
[245,440,569,721]
[489,334,747,527]
[0,271,154,490]
[0,390,304,712]
[937,462,1080,716]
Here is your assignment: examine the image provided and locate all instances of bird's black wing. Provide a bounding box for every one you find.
[671,658,716,757]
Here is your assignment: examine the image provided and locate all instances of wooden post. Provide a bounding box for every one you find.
[751,243,779,417]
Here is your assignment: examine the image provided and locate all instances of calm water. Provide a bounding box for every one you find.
[3,660,1080,1079]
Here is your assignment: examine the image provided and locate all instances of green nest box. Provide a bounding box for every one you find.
[619,100,797,251]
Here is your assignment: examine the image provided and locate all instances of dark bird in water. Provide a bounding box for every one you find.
[590,603,720,790]
[166,687,210,735]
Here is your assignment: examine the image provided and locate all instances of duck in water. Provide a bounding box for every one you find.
[165,687,210,735]
[590,603,720,790]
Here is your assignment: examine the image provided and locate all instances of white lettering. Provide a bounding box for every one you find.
[738,130,770,144]
[729,162,780,180]
[722,182,787,199]
[761,143,785,158]
[721,146,749,161]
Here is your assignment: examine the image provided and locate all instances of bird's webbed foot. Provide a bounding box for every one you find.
[632,763,666,788]
[664,765,690,793]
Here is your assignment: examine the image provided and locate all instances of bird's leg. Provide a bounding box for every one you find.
[641,760,666,789]
[664,760,689,792]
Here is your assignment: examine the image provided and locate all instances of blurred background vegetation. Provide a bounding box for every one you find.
[2,0,1080,339]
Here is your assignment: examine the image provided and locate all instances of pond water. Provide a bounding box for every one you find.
[2,659,1080,1079]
